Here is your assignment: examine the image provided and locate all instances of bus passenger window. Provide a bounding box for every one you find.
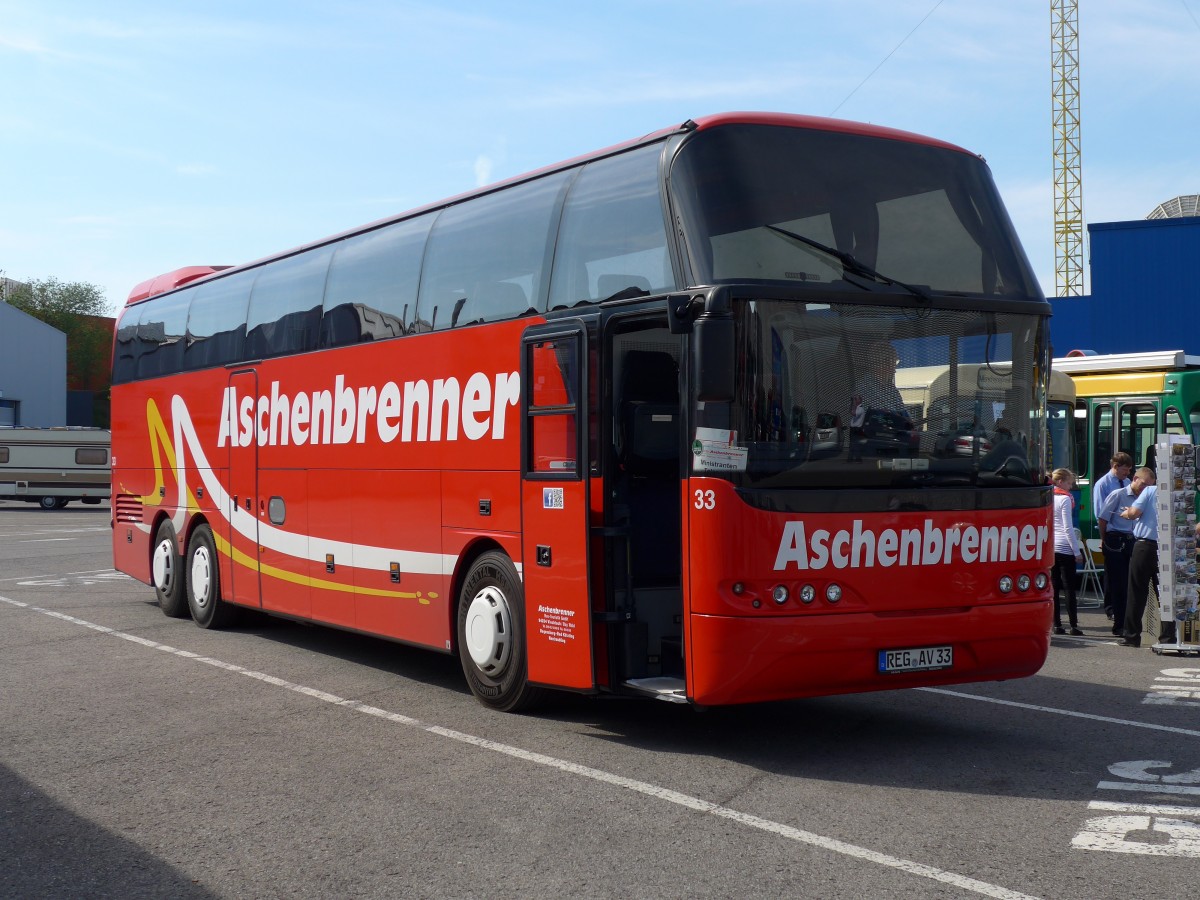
[1166,407,1186,435]
[245,248,332,359]
[184,270,255,371]
[1091,403,1112,483]
[547,144,672,308]
[113,312,141,384]
[136,291,190,379]
[418,172,570,330]
[321,214,433,346]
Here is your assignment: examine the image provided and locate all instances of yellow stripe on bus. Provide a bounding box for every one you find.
[211,530,437,604]
[1069,372,1167,396]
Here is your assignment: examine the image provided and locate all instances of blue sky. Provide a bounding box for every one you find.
[2,1,1198,314]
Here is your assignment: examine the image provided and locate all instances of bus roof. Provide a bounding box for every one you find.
[125,112,977,306]
[1052,350,1200,374]
[126,266,232,305]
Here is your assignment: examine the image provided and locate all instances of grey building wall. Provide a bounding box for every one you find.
[0,302,67,426]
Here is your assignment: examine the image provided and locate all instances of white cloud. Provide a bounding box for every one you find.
[474,155,494,187]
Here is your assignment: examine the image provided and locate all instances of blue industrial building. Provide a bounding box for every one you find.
[1050,204,1200,355]
[0,301,67,426]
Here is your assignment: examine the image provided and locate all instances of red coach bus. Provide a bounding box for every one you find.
[111,112,1054,711]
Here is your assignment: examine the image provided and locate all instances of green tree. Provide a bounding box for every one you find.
[5,276,112,392]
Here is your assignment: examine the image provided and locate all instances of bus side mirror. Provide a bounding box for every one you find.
[692,314,734,402]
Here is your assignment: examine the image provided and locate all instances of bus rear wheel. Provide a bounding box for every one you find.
[457,551,544,712]
[185,524,236,629]
[152,519,188,618]
[39,496,66,510]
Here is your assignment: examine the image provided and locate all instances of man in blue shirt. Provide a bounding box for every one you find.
[1098,480,1137,636]
[1092,452,1133,617]
[1116,467,1158,647]
[1093,451,1133,522]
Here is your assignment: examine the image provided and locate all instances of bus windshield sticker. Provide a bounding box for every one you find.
[692,427,748,473]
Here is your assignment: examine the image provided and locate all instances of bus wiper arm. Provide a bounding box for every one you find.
[764,224,930,301]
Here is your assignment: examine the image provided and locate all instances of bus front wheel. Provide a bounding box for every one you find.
[152,519,188,618]
[456,551,544,712]
[185,524,236,629]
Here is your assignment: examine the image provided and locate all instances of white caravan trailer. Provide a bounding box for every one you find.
[0,427,111,509]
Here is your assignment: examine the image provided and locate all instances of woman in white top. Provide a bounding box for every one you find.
[1051,468,1084,635]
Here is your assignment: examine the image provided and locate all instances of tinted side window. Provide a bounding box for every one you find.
[112,306,141,384]
[75,447,108,465]
[1091,403,1112,481]
[417,172,571,331]
[1166,406,1186,435]
[549,145,673,308]
[1072,401,1088,477]
[245,248,332,359]
[185,270,254,371]
[321,215,434,347]
[136,292,190,379]
[0,447,8,464]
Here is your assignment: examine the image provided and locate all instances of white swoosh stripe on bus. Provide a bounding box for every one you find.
[163,395,503,578]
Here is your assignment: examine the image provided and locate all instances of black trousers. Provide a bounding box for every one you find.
[1124,540,1159,642]
[1102,535,1133,634]
[1051,552,1078,628]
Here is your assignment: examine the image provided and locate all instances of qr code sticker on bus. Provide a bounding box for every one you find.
[543,487,565,510]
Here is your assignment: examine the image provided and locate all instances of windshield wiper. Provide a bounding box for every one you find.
[764,224,931,301]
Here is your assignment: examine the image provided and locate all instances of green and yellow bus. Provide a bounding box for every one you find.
[896,364,1075,473]
[1054,350,1200,537]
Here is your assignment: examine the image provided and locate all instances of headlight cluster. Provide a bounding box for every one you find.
[998,571,1050,594]
[738,581,844,608]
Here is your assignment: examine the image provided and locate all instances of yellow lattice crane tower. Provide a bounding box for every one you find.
[1051,0,1084,296]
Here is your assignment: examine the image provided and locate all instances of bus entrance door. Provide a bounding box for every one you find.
[519,323,594,690]
[226,368,262,609]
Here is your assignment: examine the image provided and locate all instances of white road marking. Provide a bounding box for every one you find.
[1088,800,1200,816]
[0,528,111,537]
[919,688,1200,739]
[17,571,133,587]
[17,538,75,543]
[0,591,1039,900]
[0,568,126,584]
[1071,813,1200,856]
[1097,781,1200,797]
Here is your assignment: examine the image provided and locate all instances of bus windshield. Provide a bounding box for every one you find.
[693,299,1048,489]
[671,123,1041,300]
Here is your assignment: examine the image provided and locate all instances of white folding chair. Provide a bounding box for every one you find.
[1077,533,1104,607]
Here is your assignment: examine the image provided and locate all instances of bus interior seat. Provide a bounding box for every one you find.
[320,303,364,346]
[362,306,406,340]
[598,274,651,302]
[184,327,246,371]
[246,306,321,358]
[455,282,530,327]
